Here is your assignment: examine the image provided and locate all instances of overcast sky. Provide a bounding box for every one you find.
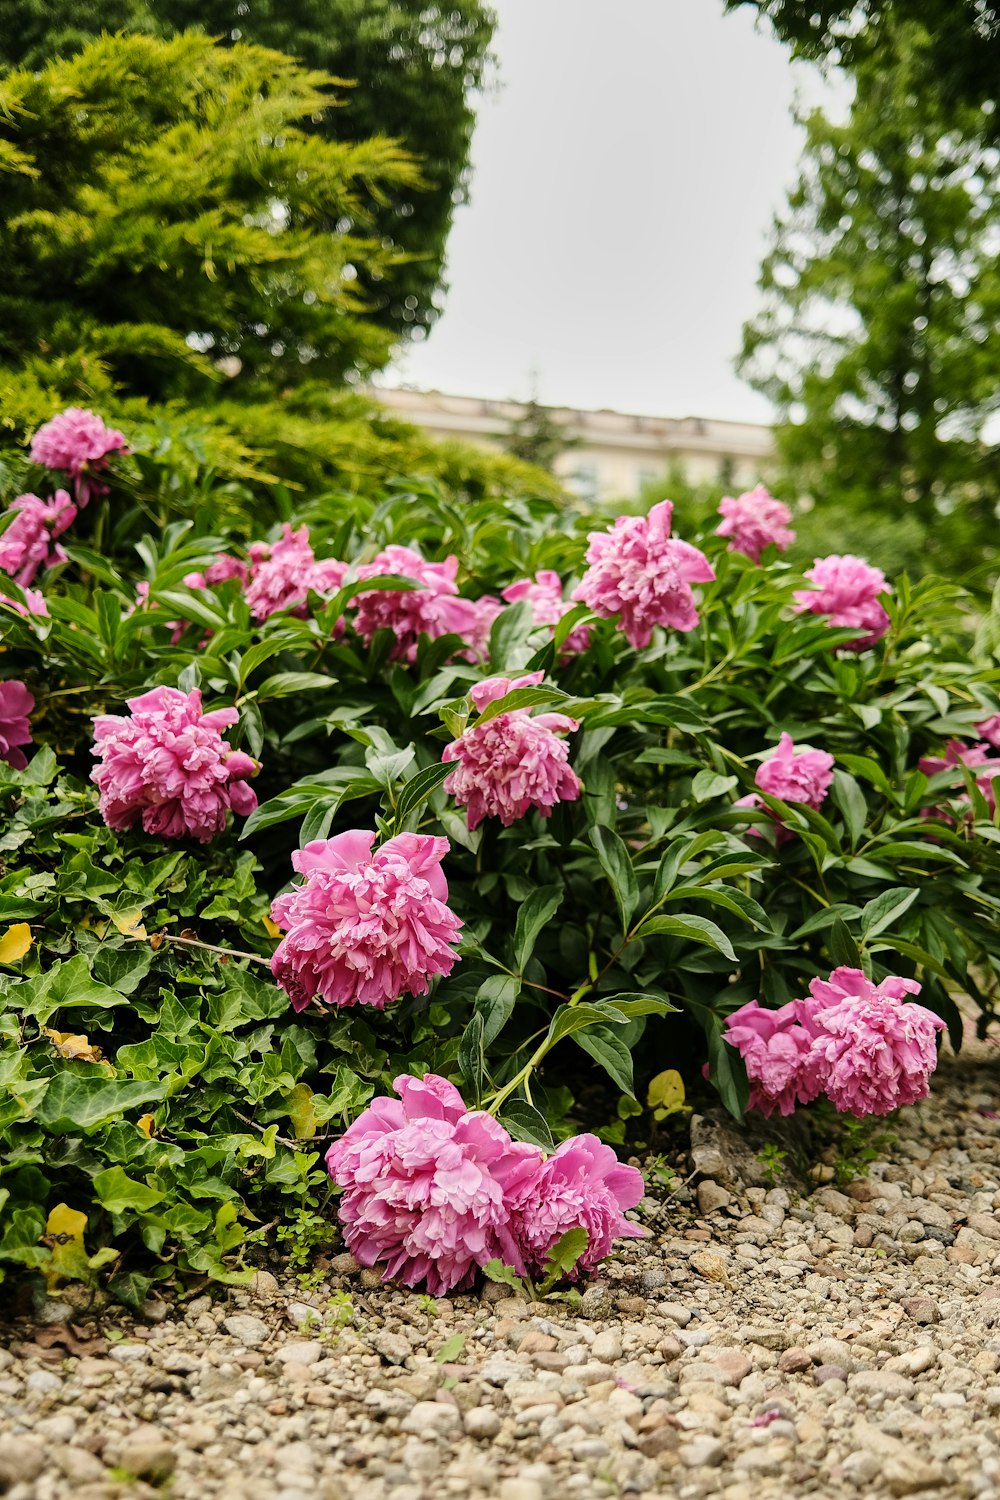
[377,0,824,424]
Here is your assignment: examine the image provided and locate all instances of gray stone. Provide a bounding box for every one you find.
[0,1436,46,1488]
[967,1212,1000,1241]
[274,1340,323,1366]
[373,1330,411,1365]
[114,1424,177,1480]
[591,1329,623,1363]
[849,1370,916,1398]
[400,1401,463,1438]
[223,1313,270,1347]
[464,1407,502,1439]
[25,1369,62,1394]
[697,1180,732,1215]
[680,1436,726,1467]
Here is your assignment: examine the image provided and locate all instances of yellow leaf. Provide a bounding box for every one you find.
[285,1083,318,1139]
[41,1028,112,1070]
[0,922,32,964]
[111,909,147,939]
[262,915,282,939]
[137,1114,155,1137]
[44,1203,92,1288]
[647,1068,686,1114]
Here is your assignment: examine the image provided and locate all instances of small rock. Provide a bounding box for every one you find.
[842,1451,881,1485]
[697,1181,731,1216]
[849,1370,915,1398]
[26,1369,63,1394]
[499,1481,544,1500]
[680,1436,725,1467]
[0,1436,46,1488]
[249,1270,280,1301]
[464,1407,502,1439]
[114,1424,177,1481]
[689,1249,728,1283]
[400,1401,463,1438]
[660,1302,692,1327]
[886,1346,936,1376]
[883,1455,947,1495]
[591,1329,623,1362]
[329,1252,361,1276]
[53,1446,107,1484]
[966,1212,1000,1241]
[223,1313,270,1347]
[899,1296,940,1324]
[274,1341,323,1366]
[778,1347,812,1374]
[813,1364,848,1384]
[373,1331,411,1365]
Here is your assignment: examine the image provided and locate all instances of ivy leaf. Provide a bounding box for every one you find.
[0,923,32,964]
[538,1227,590,1293]
[482,1259,528,1295]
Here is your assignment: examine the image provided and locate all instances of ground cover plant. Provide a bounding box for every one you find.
[1,420,999,1307]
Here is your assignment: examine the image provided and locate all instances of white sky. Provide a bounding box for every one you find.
[377,0,824,424]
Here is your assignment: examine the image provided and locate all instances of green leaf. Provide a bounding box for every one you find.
[831,770,868,849]
[34,1074,168,1133]
[597,991,679,1018]
[499,1098,553,1150]
[108,1271,152,1312]
[828,917,863,969]
[513,886,563,972]
[539,1227,590,1290]
[546,1002,628,1046]
[706,1018,749,1122]
[474,684,570,727]
[435,1332,467,1363]
[589,826,639,933]
[92,1167,165,1215]
[573,1023,636,1096]
[394,761,452,824]
[257,672,337,700]
[9,955,129,1025]
[861,887,920,941]
[639,913,737,962]
[691,770,739,803]
[457,1013,485,1104]
[475,974,519,1047]
[481,1259,527,1293]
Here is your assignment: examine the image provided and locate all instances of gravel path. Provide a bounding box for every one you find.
[2,1030,1000,1500]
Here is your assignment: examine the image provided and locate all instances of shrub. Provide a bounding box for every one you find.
[0,420,998,1302]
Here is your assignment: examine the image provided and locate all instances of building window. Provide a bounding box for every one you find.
[636,466,660,492]
[568,464,600,501]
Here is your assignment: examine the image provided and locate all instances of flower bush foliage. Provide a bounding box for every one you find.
[1,411,1000,1302]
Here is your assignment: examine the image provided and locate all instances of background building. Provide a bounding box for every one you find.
[372,386,775,500]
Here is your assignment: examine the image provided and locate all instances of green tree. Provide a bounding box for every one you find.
[0,0,496,342]
[724,0,1000,128]
[0,32,420,399]
[0,32,558,506]
[738,26,1000,577]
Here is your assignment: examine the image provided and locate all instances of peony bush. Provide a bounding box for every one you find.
[0,425,999,1302]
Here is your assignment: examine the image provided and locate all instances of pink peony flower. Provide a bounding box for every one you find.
[244,525,346,621]
[715,484,795,563]
[736,732,835,842]
[502,570,593,655]
[1,587,48,617]
[442,672,582,829]
[793,554,891,649]
[806,968,944,1116]
[508,1133,647,1277]
[325,1073,542,1295]
[184,554,250,592]
[91,686,258,843]
[0,492,77,586]
[572,500,715,649]
[0,679,35,770]
[919,740,1000,820]
[29,408,128,505]
[977,713,1000,750]
[723,997,828,1116]
[434,594,504,663]
[726,968,944,1119]
[352,545,467,662]
[270,830,463,1012]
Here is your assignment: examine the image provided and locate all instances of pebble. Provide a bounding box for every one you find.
[1,1035,998,1500]
[223,1313,270,1347]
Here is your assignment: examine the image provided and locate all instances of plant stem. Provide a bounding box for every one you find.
[132,932,272,966]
